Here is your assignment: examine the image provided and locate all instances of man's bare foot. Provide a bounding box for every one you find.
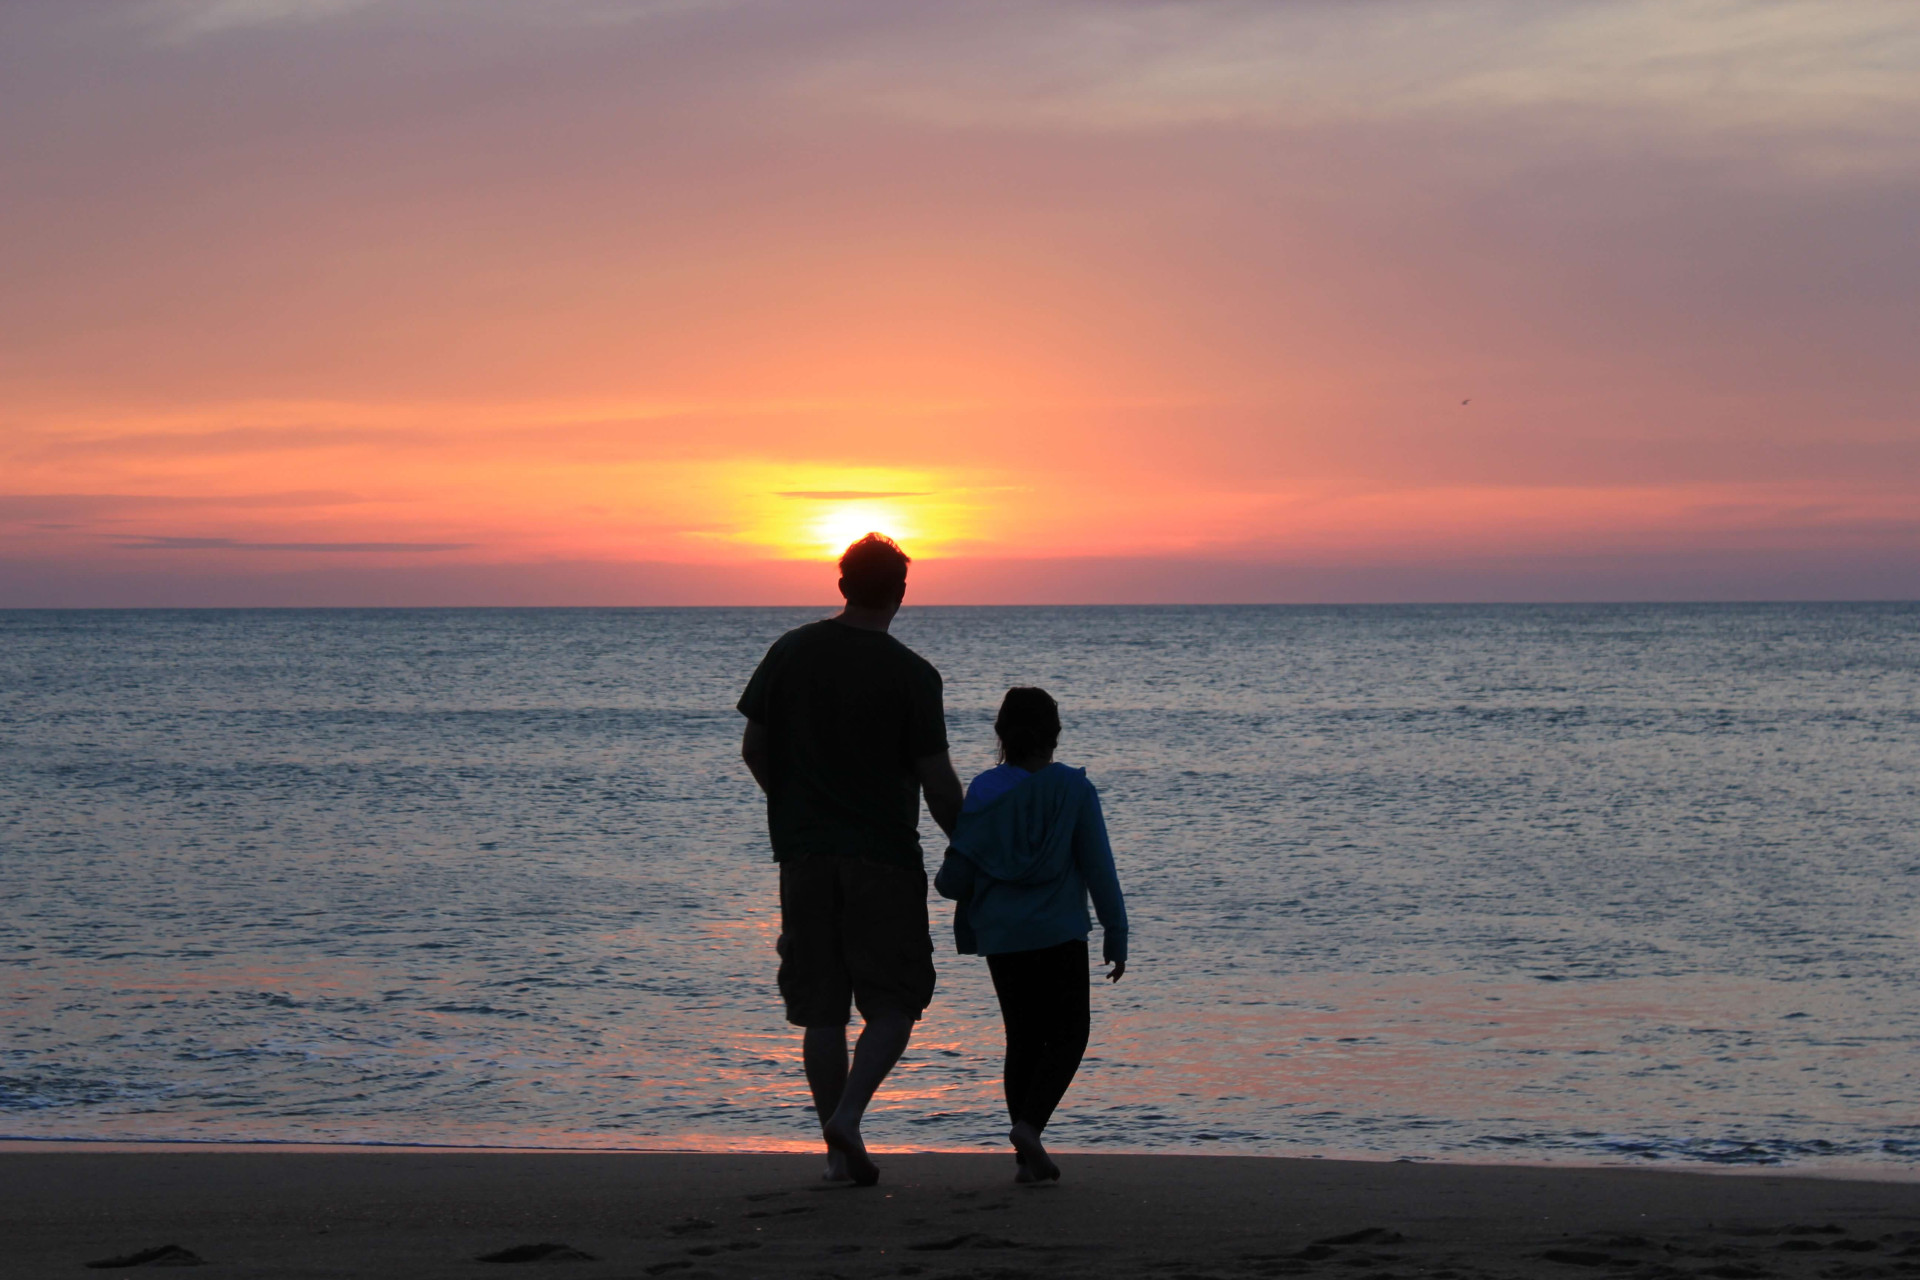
[1009,1121,1059,1182]
[822,1118,880,1187]
[822,1149,852,1183]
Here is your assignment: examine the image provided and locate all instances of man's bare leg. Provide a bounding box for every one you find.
[803,1025,853,1182]
[820,1013,913,1187]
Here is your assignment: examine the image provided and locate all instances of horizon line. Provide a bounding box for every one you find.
[4,599,1918,611]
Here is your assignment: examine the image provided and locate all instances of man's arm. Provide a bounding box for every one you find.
[913,750,963,838]
[741,719,773,794]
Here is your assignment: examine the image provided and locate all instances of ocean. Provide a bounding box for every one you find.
[2,604,1916,1171]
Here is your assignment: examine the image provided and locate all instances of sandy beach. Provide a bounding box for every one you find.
[4,1146,1916,1279]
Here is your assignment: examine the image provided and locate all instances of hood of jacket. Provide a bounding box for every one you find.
[949,762,1086,887]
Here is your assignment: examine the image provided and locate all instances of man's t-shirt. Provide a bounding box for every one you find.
[737,618,948,869]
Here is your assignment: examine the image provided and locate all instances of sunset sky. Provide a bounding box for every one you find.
[3,1,1916,604]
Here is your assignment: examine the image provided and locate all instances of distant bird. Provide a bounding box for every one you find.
[1460,398,1471,406]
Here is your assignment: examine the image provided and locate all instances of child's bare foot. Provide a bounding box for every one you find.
[1009,1121,1059,1182]
[822,1149,852,1182]
[822,1118,880,1186]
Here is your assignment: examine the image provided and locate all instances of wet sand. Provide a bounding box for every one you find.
[3,1146,1917,1279]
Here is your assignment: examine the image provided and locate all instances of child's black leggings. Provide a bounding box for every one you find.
[985,938,1091,1132]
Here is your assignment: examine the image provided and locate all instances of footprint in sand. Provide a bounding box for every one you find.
[906,1232,1024,1252]
[1541,1247,1626,1267]
[85,1244,206,1269]
[476,1242,597,1263]
[1315,1228,1406,1246]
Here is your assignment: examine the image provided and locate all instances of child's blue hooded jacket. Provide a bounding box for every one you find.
[933,762,1129,963]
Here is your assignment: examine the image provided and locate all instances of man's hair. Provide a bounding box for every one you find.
[837,533,911,607]
[995,686,1061,763]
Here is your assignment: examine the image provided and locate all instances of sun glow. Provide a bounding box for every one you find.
[814,504,910,558]
[712,464,973,560]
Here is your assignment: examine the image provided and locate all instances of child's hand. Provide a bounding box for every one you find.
[1106,960,1126,983]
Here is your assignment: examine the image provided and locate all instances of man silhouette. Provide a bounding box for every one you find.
[738,534,963,1186]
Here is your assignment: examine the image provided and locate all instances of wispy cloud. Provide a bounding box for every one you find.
[797,1,1920,148]
[20,426,424,461]
[148,0,383,39]
[118,535,470,552]
[0,492,362,522]
[777,490,930,500]
[145,0,739,41]
[135,0,1920,137]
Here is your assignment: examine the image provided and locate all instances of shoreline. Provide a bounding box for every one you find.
[4,1149,1918,1279]
[5,1135,1919,1185]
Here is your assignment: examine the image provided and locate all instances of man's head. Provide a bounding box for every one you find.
[838,533,911,609]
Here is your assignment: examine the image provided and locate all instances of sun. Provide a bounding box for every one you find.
[739,468,951,559]
[814,504,906,558]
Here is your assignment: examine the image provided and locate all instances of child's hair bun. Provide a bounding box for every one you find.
[995,686,1061,761]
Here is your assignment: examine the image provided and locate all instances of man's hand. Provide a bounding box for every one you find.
[741,719,773,794]
[913,750,963,837]
[1106,961,1126,983]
